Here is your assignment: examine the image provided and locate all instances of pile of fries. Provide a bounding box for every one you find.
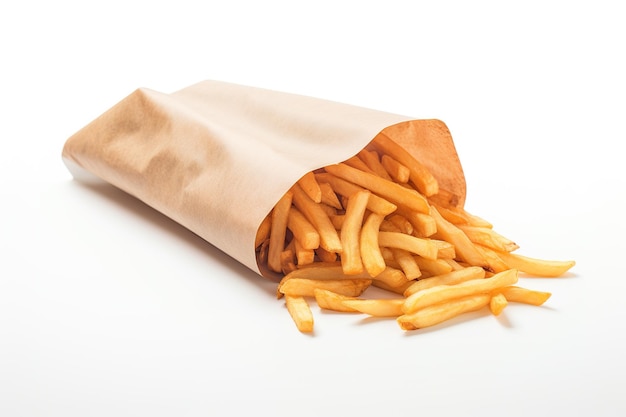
[255,133,575,332]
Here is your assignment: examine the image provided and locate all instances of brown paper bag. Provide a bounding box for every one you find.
[62,80,465,280]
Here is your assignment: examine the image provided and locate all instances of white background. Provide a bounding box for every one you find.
[2,1,625,416]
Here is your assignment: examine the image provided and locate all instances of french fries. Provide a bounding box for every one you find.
[256,134,575,333]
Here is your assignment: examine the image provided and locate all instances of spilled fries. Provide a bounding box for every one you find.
[255,133,575,333]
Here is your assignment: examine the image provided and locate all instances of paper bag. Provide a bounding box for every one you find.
[62,80,466,279]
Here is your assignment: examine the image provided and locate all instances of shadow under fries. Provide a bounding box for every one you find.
[70,179,277,298]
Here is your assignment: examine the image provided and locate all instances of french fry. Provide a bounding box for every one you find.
[378,231,439,260]
[359,213,387,277]
[372,279,414,295]
[358,149,392,180]
[494,250,575,277]
[397,293,491,330]
[429,239,456,259]
[324,163,429,214]
[315,172,397,215]
[344,155,377,174]
[340,190,371,275]
[431,204,493,229]
[390,247,422,280]
[279,278,372,298]
[291,183,342,253]
[381,154,410,183]
[474,245,510,273]
[280,246,297,275]
[297,171,322,203]
[489,293,508,316]
[414,256,454,276]
[342,298,405,317]
[285,295,314,333]
[395,206,437,237]
[256,133,572,333]
[403,269,518,313]
[387,214,414,235]
[403,266,486,296]
[495,286,551,306]
[314,288,359,312]
[372,267,411,288]
[458,225,519,253]
[318,181,343,210]
[461,208,493,228]
[369,132,439,196]
[315,247,338,263]
[293,238,315,266]
[441,258,466,271]
[279,262,347,280]
[287,206,320,250]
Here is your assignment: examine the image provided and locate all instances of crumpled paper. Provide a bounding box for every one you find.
[62,80,465,279]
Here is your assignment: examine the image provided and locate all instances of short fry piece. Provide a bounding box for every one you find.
[489,293,508,316]
[297,171,322,203]
[381,154,410,183]
[397,293,491,330]
[495,286,552,306]
[285,295,314,333]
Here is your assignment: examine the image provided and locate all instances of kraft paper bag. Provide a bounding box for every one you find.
[62,80,465,279]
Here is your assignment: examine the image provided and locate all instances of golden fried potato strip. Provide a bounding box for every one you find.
[340,190,370,275]
[285,295,314,333]
[397,293,491,330]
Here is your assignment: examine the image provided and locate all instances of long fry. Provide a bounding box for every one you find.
[359,213,387,277]
[398,293,491,330]
[403,269,518,313]
[340,190,370,275]
[494,250,575,277]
